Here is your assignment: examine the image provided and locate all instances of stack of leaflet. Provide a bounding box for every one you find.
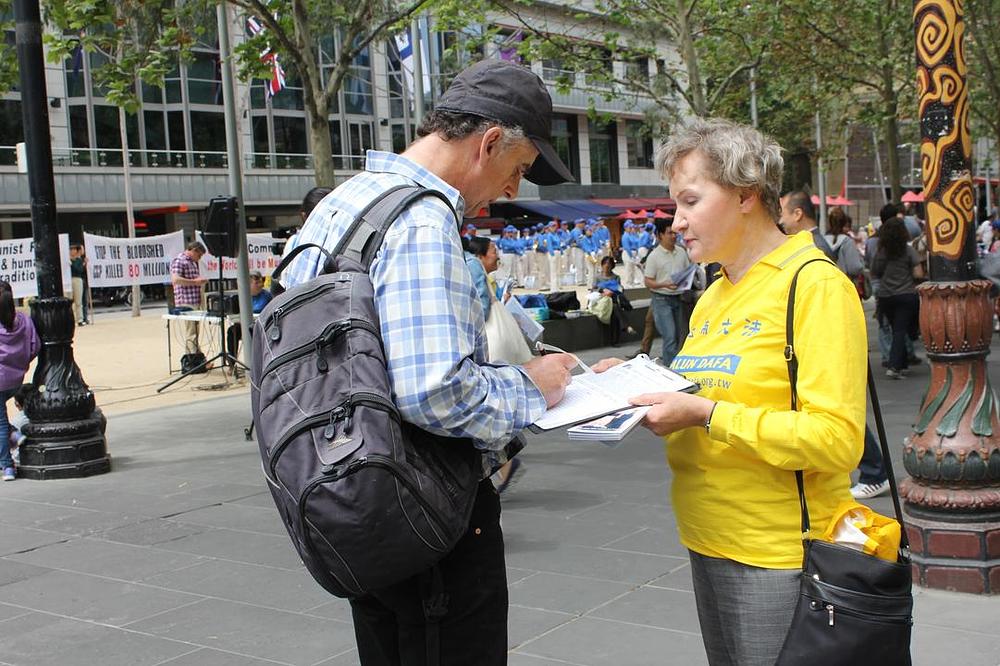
[566,406,651,443]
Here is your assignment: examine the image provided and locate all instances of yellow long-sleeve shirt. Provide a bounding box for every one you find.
[668,232,867,569]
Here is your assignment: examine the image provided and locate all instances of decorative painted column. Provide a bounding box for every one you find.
[14,0,110,479]
[903,0,1000,593]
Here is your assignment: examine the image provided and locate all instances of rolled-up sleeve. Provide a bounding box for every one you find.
[373,205,546,449]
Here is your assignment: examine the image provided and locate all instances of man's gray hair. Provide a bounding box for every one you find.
[417,109,527,153]
[655,118,784,222]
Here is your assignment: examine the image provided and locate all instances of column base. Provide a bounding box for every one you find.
[904,513,1000,594]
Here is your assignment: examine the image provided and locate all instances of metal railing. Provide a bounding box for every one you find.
[0,146,367,172]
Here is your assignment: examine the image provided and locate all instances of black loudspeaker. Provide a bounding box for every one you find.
[207,291,240,316]
[201,196,239,257]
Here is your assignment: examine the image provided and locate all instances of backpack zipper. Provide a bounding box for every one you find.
[261,318,380,377]
[267,394,400,480]
[263,280,346,343]
[299,452,450,539]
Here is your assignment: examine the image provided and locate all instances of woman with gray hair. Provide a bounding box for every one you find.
[593,118,868,665]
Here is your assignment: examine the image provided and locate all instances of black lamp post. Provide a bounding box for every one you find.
[14,0,110,479]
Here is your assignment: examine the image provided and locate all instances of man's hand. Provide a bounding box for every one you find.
[194,276,209,285]
[522,353,576,407]
[591,357,625,373]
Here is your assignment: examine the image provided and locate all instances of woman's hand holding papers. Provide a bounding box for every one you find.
[628,392,716,437]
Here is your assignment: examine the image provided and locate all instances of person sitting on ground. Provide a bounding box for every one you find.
[0,282,41,481]
[8,383,31,466]
[226,271,272,367]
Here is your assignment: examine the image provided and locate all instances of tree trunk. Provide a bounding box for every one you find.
[309,112,336,187]
[885,98,902,203]
[674,0,706,115]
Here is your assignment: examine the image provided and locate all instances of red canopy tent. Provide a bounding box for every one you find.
[901,190,925,203]
[634,209,651,218]
[810,194,855,207]
[652,209,672,219]
[618,209,641,219]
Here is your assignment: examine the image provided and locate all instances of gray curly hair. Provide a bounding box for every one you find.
[655,118,784,222]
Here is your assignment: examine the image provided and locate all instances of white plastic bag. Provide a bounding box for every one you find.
[485,291,534,364]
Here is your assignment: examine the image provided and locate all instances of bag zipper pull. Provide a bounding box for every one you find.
[315,339,328,372]
[323,407,344,440]
[269,307,284,342]
[827,604,835,627]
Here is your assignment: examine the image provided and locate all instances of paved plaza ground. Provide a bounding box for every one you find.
[1,306,999,665]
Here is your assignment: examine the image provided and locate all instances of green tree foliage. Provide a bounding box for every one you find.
[0,0,16,95]
[776,0,917,201]
[226,0,459,186]
[43,0,205,113]
[967,0,1000,173]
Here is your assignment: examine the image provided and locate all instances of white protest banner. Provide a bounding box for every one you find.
[197,232,281,278]
[84,231,185,288]
[0,234,72,299]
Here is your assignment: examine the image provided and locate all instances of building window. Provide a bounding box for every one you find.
[348,121,373,170]
[542,58,574,86]
[589,119,618,184]
[551,113,579,182]
[625,119,653,169]
[187,51,221,105]
[273,115,308,167]
[625,58,648,84]
[330,120,344,168]
[0,100,22,165]
[189,110,226,165]
[344,46,373,115]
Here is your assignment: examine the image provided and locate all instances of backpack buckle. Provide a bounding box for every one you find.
[783,344,794,362]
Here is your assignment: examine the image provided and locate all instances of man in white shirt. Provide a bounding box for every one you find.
[644,218,691,366]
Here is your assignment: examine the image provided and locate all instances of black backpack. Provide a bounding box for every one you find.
[250,184,481,599]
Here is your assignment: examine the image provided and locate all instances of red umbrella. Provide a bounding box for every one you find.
[901,190,924,203]
[652,209,672,219]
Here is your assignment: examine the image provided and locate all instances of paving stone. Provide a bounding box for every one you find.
[126,598,356,666]
[646,563,694,592]
[0,569,201,626]
[505,540,684,585]
[909,622,1000,666]
[0,612,191,666]
[514,616,708,666]
[588,586,702,635]
[163,502,285,535]
[152,526,304,569]
[0,527,69,557]
[4,536,205,581]
[508,606,575,651]
[598,526,687,558]
[0,603,32,622]
[141,559,331,613]
[157,647,293,665]
[98,518,208,546]
[0,559,53,587]
[502,509,644,548]
[509,572,632,615]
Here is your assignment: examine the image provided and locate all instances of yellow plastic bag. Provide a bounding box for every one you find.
[820,500,901,562]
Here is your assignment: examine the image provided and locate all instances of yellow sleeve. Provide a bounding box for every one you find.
[708,270,867,472]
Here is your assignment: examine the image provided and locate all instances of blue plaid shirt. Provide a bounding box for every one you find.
[282,150,546,454]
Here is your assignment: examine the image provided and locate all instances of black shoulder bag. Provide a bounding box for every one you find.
[775,258,913,666]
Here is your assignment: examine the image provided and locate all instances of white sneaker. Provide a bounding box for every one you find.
[850,480,890,499]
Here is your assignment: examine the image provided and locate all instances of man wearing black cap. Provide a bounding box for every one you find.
[282,59,576,665]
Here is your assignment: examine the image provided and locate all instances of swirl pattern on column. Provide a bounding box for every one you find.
[915,0,972,261]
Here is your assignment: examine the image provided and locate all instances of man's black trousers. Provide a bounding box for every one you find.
[349,478,508,665]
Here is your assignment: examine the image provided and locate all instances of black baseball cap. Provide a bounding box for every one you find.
[434,59,575,186]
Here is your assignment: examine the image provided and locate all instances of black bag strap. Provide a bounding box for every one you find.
[331,184,457,271]
[270,242,335,285]
[784,258,909,551]
[420,564,448,666]
[271,184,458,287]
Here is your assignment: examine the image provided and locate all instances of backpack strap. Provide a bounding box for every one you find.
[270,242,336,286]
[332,184,458,271]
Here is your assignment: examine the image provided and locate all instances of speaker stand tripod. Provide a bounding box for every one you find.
[158,259,248,393]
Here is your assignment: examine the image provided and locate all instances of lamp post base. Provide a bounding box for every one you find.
[903,511,1000,594]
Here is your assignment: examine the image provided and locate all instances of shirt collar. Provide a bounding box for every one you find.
[364,150,466,219]
[758,231,817,269]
